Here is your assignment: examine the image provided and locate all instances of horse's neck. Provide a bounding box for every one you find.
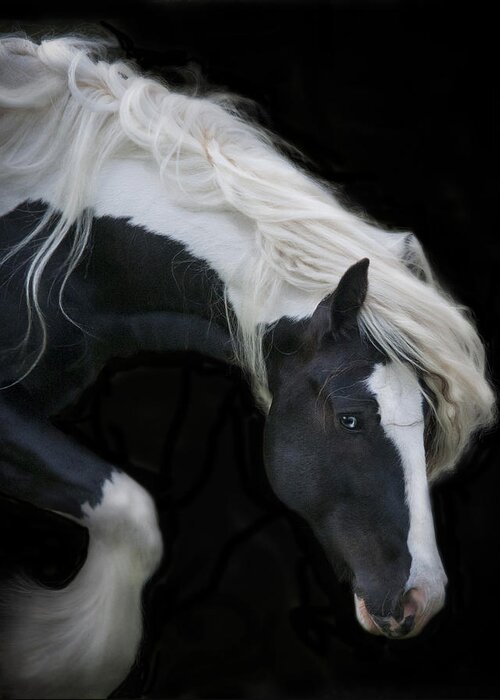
[0,159,248,410]
[79,209,233,360]
[90,159,318,322]
[0,156,319,412]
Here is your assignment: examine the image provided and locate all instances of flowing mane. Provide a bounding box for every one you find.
[0,33,495,478]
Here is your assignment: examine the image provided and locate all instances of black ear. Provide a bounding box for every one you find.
[309,258,369,342]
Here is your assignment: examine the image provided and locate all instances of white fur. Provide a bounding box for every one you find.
[366,361,447,634]
[0,471,163,699]
[0,34,495,477]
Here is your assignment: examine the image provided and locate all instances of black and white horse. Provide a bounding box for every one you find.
[0,35,495,698]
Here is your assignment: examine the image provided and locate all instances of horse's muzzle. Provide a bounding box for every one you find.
[354,586,443,639]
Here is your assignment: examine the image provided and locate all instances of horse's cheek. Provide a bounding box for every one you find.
[263,413,314,510]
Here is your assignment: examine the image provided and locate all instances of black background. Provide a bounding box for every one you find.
[1,2,499,698]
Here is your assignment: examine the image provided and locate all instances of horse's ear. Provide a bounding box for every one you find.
[401,233,433,283]
[309,258,370,342]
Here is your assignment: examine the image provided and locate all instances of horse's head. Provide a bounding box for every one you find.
[264,259,447,639]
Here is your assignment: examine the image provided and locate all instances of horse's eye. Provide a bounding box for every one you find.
[339,414,359,431]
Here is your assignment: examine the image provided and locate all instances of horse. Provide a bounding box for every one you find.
[0,34,495,699]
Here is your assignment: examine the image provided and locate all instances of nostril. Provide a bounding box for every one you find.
[371,613,415,638]
[398,614,415,636]
[403,587,423,618]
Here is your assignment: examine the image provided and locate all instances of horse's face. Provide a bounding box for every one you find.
[264,259,447,638]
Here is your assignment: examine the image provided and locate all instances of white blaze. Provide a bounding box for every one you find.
[366,361,447,631]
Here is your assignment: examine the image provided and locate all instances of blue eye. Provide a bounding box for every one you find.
[339,414,359,431]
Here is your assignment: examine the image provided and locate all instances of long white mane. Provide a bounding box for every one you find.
[0,34,495,478]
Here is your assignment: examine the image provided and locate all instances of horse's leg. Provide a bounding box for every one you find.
[0,388,163,699]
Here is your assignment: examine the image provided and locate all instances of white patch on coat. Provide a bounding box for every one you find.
[365,361,447,633]
[5,157,323,325]
[0,471,163,699]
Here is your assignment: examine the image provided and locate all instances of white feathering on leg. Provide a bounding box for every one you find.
[0,471,163,699]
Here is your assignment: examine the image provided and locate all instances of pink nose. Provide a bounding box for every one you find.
[372,587,421,638]
[355,588,430,638]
